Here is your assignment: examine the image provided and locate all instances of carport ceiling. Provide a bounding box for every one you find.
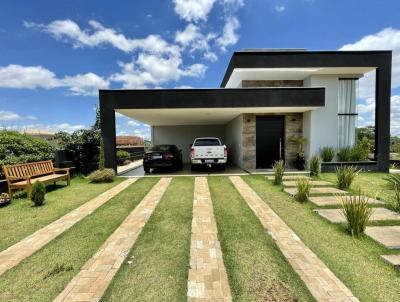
[116,107,319,125]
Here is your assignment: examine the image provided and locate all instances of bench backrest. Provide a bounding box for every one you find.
[3,160,54,179]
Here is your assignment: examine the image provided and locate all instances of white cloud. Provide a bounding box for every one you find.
[62,72,110,96]
[173,0,216,22]
[0,64,59,89]
[175,24,218,61]
[26,115,37,120]
[0,64,109,96]
[127,120,139,126]
[24,19,180,56]
[275,5,286,12]
[340,27,400,99]
[216,17,240,52]
[110,53,206,88]
[0,110,20,121]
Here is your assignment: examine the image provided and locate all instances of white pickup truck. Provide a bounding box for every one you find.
[190,137,227,170]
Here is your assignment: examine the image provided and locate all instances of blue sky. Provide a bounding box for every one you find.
[0,0,399,138]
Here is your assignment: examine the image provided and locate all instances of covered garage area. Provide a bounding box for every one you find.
[99,88,325,172]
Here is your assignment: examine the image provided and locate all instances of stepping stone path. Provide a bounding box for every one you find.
[187,177,232,301]
[229,176,358,302]
[309,195,383,207]
[266,175,310,181]
[316,208,400,224]
[283,180,332,187]
[381,255,400,270]
[0,178,138,277]
[284,186,348,196]
[365,226,400,249]
[54,177,171,302]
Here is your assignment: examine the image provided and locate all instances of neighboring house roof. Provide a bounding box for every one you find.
[116,136,144,146]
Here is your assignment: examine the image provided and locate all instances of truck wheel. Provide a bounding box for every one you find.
[144,166,150,173]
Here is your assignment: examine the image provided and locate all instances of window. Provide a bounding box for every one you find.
[194,138,221,146]
[338,79,357,149]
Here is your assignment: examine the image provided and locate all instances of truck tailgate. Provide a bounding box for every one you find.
[193,146,225,158]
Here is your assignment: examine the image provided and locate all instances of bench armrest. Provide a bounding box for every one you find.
[53,168,70,174]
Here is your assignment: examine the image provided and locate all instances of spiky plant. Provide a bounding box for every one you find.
[295,178,311,203]
[320,146,335,162]
[385,174,400,190]
[341,193,372,236]
[388,186,400,213]
[309,155,321,177]
[336,166,359,190]
[272,160,285,185]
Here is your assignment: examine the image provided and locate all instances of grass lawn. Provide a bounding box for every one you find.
[0,176,124,252]
[244,175,400,302]
[0,177,158,302]
[102,177,194,302]
[208,176,315,302]
[319,172,393,202]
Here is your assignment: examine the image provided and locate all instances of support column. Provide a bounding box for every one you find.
[375,58,392,172]
[100,103,116,171]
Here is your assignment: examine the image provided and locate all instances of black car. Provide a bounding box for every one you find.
[143,145,183,173]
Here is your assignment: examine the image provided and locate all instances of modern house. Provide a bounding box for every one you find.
[100,49,392,172]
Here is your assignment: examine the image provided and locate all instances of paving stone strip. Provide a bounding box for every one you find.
[316,208,400,224]
[187,177,232,302]
[284,186,348,196]
[365,226,400,249]
[309,195,383,207]
[381,254,400,270]
[53,177,171,302]
[283,180,333,187]
[0,178,137,277]
[229,176,359,302]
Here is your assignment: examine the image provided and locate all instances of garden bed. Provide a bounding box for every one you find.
[321,161,378,172]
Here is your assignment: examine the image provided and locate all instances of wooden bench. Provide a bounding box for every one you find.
[3,160,70,198]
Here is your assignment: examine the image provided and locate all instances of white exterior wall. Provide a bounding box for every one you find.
[152,125,226,163]
[303,75,339,159]
[225,115,243,168]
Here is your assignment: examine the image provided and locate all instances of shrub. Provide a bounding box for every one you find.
[0,130,55,178]
[341,193,372,236]
[295,179,311,203]
[309,155,321,177]
[320,146,335,162]
[336,166,359,190]
[31,181,46,206]
[350,138,371,161]
[388,186,400,213]
[384,174,400,190]
[272,160,285,185]
[88,169,115,183]
[337,147,352,162]
[116,150,130,160]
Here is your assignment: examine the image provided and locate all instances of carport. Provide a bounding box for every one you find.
[99,88,325,171]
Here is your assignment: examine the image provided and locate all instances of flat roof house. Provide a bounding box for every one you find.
[100,49,392,172]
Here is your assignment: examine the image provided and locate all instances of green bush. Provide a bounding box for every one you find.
[88,169,115,183]
[388,186,400,213]
[337,147,352,162]
[0,130,55,178]
[336,166,359,190]
[350,138,371,161]
[320,146,335,162]
[309,155,321,177]
[116,150,130,160]
[341,193,372,236]
[295,179,311,203]
[272,160,285,185]
[384,174,400,190]
[31,181,46,206]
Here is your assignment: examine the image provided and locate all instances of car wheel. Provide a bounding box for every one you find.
[144,166,150,173]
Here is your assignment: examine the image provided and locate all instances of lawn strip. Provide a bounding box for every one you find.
[102,177,194,302]
[208,176,314,302]
[244,175,400,302]
[0,176,124,252]
[0,177,158,302]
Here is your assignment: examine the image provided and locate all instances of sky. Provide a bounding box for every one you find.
[0,0,399,139]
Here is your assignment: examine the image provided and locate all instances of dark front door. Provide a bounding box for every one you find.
[256,116,284,168]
